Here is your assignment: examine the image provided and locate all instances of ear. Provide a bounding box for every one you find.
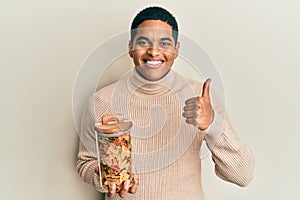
[174,41,180,59]
[128,41,133,58]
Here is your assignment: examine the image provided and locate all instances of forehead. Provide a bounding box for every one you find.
[138,20,173,29]
[134,20,174,40]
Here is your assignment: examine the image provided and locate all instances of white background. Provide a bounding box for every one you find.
[1,0,299,199]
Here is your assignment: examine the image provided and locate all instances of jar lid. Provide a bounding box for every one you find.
[94,114,132,135]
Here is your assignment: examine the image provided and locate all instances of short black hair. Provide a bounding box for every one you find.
[130,6,179,43]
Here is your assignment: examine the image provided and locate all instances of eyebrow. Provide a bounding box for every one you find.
[160,37,173,42]
[135,36,173,42]
[136,36,150,41]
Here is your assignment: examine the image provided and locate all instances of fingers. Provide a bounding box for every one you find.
[108,183,116,198]
[183,79,213,130]
[185,79,212,105]
[182,110,195,118]
[129,174,139,194]
[183,97,200,125]
[119,173,139,198]
[201,78,211,100]
[109,174,139,198]
[119,180,130,198]
[185,97,198,105]
[183,103,199,112]
[185,116,199,127]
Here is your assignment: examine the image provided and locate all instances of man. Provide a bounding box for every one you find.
[77,6,255,199]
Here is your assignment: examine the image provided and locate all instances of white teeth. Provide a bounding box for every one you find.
[146,60,162,65]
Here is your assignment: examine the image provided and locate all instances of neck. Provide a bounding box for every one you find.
[135,67,171,82]
[127,67,176,95]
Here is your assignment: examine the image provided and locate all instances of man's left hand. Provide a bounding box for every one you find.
[182,78,214,131]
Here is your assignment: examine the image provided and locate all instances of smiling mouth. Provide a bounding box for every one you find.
[143,59,164,68]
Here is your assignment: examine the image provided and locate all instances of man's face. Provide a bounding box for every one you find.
[129,20,180,81]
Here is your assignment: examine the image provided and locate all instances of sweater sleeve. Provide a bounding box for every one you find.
[185,77,255,186]
[76,94,109,193]
[76,141,105,192]
[204,107,255,187]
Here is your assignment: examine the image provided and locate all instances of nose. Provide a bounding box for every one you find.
[146,46,161,57]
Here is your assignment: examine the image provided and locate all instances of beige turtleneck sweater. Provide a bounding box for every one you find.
[76,68,255,200]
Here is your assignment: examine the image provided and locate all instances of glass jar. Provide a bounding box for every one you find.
[94,114,133,192]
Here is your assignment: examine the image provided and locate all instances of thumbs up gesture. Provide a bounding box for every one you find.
[183,79,214,131]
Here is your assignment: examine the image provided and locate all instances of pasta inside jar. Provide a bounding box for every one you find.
[95,114,133,192]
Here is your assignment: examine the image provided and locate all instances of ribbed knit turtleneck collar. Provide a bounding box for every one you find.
[128,67,177,95]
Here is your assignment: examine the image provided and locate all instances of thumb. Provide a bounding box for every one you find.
[201,78,212,99]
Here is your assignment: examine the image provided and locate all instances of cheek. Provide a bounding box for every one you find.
[166,52,177,62]
[131,52,144,65]
[132,49,144,58]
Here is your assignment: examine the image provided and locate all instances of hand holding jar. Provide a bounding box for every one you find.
[94,114,139,198]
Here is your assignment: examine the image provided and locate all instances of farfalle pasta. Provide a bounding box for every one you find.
[94,114,133,192]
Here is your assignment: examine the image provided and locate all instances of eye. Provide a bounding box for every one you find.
[137,40,150,47]
[161,41,171,47]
